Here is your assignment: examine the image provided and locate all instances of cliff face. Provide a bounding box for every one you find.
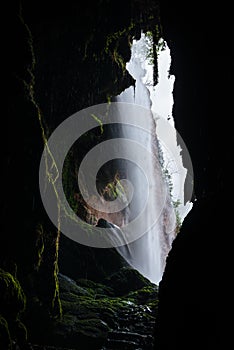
[155,2,232,349]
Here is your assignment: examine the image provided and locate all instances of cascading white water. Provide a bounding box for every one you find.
[110,33,191,284]
[38,32,193,286]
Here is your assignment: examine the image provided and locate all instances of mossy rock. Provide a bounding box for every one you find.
[103,267,152,296]
[127,285,158,305]
[0,268,26,320]
[48,271,157,348]
[0,315,12,350]
[58,273,93,297]
[60,291,83,304]
[54,315,110,349]
[60,299,96,318]
[76,278,114,297]
[0,268,27,347]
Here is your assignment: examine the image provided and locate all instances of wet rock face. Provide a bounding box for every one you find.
[103,267,153,296]
[51,271,157,350]
[23,268,158,349]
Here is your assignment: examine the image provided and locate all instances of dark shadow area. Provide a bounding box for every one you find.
[155,2,232,349]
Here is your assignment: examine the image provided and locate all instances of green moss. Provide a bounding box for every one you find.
[55,269,158,349]
[127,285,158,304]
[54,314,110,349]
[106,94,112,104]
[35,223,44,270]
[61,292,134,322]
[102,175,127,202]
[74,317,110,337]
[91,113,104,134]
[103,21,136,78]
[104,267,151,296]
[60,277,136,322]
[0,268,26,319]
[59,276,94,296]
[147,299,159,311]
[104,21,135,54]
[0,270,28,347]
[19,7,63,321]
[52,258,62,319]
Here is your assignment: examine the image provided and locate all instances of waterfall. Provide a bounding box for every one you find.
[38,33,192,285]
[107,33,191,285]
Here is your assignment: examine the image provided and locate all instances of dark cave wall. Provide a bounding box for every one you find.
[155,2,232,349]
[21,0,161,129]
[159,2,231,200]
[2,1,162,347]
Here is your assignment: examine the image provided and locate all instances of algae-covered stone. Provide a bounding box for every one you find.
[127,285,158,304]
[77,278,114,297]
[0,268,26,319]
[58,273,93,297]
[54,315,110,349]
[104,266,152,296]
[0,269,27,347]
